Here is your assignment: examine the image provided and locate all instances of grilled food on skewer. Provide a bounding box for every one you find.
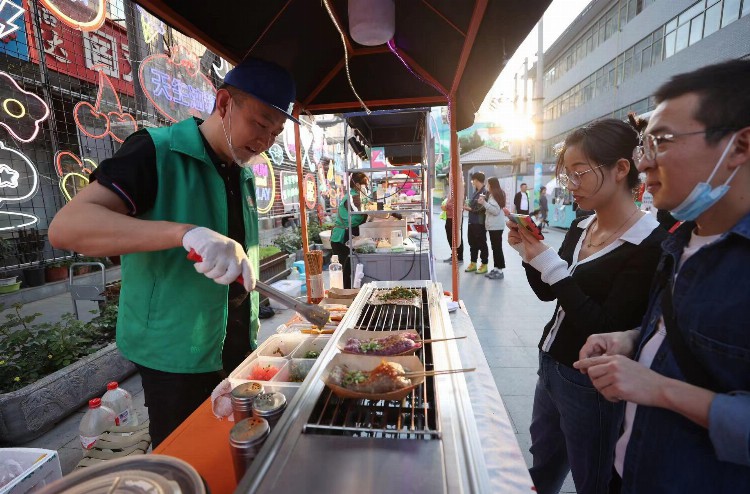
[329,360,412,394]
[343,332,421,356]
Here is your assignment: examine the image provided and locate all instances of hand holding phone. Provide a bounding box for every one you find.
[509,214,544,240]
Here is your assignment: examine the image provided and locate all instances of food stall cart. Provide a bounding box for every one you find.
[130,1,552,492]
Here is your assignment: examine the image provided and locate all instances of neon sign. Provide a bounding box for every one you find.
[0,0,24,39]
[73,64,137,142]
[0,72,50,143]
[40,0,106,31]
[0,141,39,230]
[304,173,317,210]
[139,47,217,122]
[267,143,284,167]
[280,171,299,207]
[136,5,165,46]
[212,57,231,80]
[55,151,97,202]
[247,152,275,214]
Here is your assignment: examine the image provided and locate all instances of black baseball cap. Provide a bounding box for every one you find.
[224,57,300,124]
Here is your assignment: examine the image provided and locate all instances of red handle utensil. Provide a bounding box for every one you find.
[186,249,245,285]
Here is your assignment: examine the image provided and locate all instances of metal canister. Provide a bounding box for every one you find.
[231,381,265,423]
[229,417,270,483]
[251,392,287,430]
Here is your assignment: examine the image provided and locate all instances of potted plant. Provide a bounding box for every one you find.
[44,259,71,283]
[15,229,46,287]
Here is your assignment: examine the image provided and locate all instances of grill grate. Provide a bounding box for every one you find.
[303,287,440,439]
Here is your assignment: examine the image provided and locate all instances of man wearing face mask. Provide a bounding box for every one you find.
[49,57,296,447]
[331,172,370,289]
[574,59,750,493]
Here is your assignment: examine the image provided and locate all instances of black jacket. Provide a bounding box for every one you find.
[514,191,530,213]
[524,215,667,367]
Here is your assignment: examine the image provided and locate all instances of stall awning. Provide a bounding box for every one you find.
[132,0,551,131]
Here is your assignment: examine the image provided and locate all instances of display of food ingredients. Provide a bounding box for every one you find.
[369,286,421,307]
[249,364,279,381]
[343,332,421,356]
[289,363,311,382]
[355,244,376,254]
[272,347,285,357]
[303,350,320,359]
[329,360,413,394]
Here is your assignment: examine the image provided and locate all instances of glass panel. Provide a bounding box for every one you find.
[642,46,652,70]
[664,31,677,58]
[743,0,750,16]
[628,0,638,20]
[706,0,720,5]
[689,14,705,45]
[722,0,741,25]
[675,24,690,53]
[704,3,722,36]
[666,18,678,33]
[679,1,706,25]
[652,35,663,64]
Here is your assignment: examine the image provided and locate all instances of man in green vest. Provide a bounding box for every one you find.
[49,58,298,447]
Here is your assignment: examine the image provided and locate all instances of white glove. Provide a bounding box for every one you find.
[182,227,256,291]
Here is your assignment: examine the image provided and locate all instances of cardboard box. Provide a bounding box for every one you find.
[0,448,62,493]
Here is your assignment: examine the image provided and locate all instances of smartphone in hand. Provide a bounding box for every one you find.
[509,214,544,240]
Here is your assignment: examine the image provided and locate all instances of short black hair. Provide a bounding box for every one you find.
[654,59,750,144]
[472,171,485,183]
[520,182,527,187]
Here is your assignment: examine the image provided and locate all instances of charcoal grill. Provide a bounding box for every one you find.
[238,281,491,493]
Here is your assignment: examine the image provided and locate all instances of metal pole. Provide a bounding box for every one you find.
[448,98,459,302]
[533,18,545,164]
[293,106,310,301]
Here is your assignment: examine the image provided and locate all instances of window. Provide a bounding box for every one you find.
[675,23,690,53]
[743,0,750,16]
[679,1,706,25]
[722,0,741,26]
[652,28,664,64]
[689,13,704,45]
[664,31,676,57]
[704,2,722,36]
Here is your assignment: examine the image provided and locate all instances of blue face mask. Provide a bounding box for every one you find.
[670,133,740,221]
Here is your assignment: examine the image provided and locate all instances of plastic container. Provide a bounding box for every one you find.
[267,279,303,309]
[290,336,330,359]
[309,273,324,304]
[329,255,343,290]
[79,398,116,450]
[101,381,138,427]
[0,448,62,494]
[283,359,316,383]
[257,334,304,358]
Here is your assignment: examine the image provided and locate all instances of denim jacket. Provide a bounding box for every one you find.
[620,212,750,493]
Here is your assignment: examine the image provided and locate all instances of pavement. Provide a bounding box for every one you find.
[6,213,576,492]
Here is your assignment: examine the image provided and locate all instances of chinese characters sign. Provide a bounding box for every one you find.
[280,171,298,207]
[139,49,217,122]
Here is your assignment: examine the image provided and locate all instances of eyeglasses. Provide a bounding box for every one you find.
[632,130,713,164]
[558,163,606,189]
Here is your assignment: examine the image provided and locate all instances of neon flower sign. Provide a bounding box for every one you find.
[139,47,217,122]
[0,141,39,230]
[73,64,137,143]
[55,151,97,202]
[0,72,50,143]
[40,0,106,31]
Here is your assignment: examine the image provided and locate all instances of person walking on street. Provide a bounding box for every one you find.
[442,167,464,264]
[514,182,531,215]
[575,59,750,494]
[478,176,506,279]
[508,119,666,494]
[48,58,297,448]
[463,172,489,274]
[538,186,549,231]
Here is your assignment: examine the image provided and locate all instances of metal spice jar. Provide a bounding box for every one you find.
[251,392,287,430]
[231,381,265,423]
[229,417,270,483]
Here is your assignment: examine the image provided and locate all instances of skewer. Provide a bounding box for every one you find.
[404,368,476,378]
[416,336,467,344]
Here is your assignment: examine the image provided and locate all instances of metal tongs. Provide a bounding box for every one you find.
[186,250,330,327]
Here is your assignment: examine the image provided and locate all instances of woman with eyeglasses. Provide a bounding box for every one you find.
[507,118,666,494]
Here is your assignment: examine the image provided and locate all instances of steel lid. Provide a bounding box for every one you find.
[251,392,287,417]
[231,381,265,400]
[230,417,271,446]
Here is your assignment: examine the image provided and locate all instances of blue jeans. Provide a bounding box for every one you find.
[529,352,624,494]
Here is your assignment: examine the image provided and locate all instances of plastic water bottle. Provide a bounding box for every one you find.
[329,255,344,290]
[79,398,116,450]
[101,381,138,426]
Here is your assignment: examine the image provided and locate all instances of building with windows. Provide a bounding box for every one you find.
[540,0,750,163]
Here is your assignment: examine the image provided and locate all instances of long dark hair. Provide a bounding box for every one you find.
[555,118,640,194]
[487,177,505,207]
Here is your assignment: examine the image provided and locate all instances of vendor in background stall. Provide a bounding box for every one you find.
[331,172,370,289]
[48,57,298,448]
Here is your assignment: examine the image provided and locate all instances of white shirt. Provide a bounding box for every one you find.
[614,229,722,476]
[533,213,661,352]
[520,192,529,211]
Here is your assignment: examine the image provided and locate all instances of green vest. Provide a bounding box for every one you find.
[331,191,368,243]
[116,118,259,374]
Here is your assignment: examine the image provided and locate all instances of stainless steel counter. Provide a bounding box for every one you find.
[237,281,532,493]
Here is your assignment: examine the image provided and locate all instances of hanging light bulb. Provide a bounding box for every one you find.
[348,0,395,46]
